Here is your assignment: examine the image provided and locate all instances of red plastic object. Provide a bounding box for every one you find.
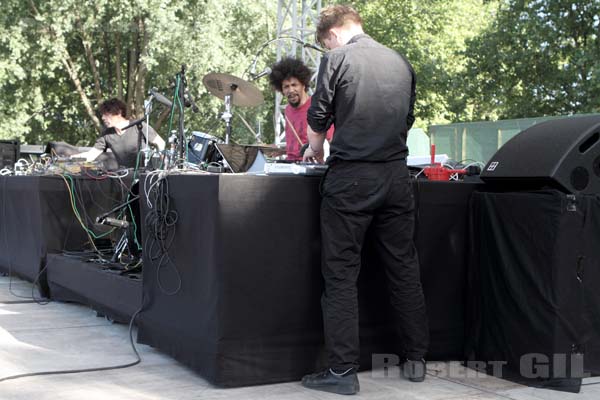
[424,143,467,181]
[424,165,450,181]
[424,166,468,181]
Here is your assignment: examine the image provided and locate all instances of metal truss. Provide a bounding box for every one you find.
[275,0,322,146]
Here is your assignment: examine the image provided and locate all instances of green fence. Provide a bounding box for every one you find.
[428,114,600,163]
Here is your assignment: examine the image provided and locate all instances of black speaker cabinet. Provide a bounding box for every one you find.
[481,115,600,194]
[0,139,20,169]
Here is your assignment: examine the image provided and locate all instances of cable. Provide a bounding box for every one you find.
[425,368,520,400]
[79,177,126,219]
[143,174,181,296]
[59,174,106,257]
[31,263,50,306]
[143,170,165,208]
[106,169,130,179]
[0,307,143,383]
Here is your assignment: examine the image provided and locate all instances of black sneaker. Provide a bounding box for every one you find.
[301,368,360,395]
[403,359,426,382]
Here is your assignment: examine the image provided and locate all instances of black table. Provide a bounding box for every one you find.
[138,174,479,387]
[0,175,127,295]
[466,190,600,393]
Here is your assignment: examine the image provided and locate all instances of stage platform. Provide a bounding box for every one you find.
[137,174,480,387]
[4,275,600,399]
[4,172,599,392]
[0,175,128,297]
[45,253,142,324]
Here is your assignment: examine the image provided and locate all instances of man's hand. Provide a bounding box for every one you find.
[303,145,324,164]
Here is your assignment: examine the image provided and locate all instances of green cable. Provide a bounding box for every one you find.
[64,174,115,240]
[167,75,181,136]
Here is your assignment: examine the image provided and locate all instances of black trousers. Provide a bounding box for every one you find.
[320,159,429,371]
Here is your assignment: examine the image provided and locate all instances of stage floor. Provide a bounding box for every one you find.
[3,275,600,400]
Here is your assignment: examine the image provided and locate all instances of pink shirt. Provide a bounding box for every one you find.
[285,97,334,161]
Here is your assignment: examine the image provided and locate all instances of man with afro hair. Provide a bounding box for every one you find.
[269,57,334,161]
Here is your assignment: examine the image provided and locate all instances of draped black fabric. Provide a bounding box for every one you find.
[46,253,142,323]
[0,176,45,288]
[0,175,127,296]
[467,190,600,393]
[138,175,478,387]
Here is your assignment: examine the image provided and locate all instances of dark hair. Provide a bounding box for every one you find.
[98,98,127,118]
[269,58,312,92]
[316,5,363,46]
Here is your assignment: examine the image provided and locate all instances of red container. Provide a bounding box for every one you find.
[424,165,452,181]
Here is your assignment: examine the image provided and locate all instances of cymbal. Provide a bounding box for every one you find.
[202,73,264,107]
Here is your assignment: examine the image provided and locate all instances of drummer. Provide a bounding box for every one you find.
[269,58,334,161]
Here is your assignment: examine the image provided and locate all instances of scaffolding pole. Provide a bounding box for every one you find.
[275,0,322,146]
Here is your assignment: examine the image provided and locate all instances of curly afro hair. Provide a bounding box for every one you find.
[269,57,312,93]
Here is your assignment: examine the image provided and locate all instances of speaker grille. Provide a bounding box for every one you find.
[571,167,589,191]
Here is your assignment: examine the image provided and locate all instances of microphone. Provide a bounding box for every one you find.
[303,43,326,53]
[250,67,272,81]
[149,87,173,108]
[184,89,200,113]
[96,216,130,229]
[121,116,146,131]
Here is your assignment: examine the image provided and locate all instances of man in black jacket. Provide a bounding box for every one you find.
[302,5,429,395]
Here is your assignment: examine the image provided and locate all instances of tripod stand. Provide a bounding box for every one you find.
[95,195,141,267]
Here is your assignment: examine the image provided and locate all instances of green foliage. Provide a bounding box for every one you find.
[348,0,498,127]
[0,0,275,145]
[461,0,600,120]
[2,0,599,146]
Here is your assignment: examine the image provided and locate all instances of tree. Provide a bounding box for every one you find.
[348,0,498,126]
[461,0,600,120]
[0,0,276,146]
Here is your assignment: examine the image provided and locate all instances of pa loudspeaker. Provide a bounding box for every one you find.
[0,139,20,169]
[480,115,600,194]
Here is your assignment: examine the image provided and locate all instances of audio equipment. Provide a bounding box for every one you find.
[480,115,600,194]
[0,139,19,169]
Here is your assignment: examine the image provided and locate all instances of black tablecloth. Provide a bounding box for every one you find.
[466,190,600,393]
[138,174,479,387]
[0,175,127,295]
[46,253,142,323]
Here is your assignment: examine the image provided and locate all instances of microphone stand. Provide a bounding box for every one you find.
[95,195,140,224]
[244,36,324,79]
[177,64,187,164]
[117,114,150,169]
[95,195,141,264]
[142,95,155,167]
[222,87,235,144]
[169,64,199,166]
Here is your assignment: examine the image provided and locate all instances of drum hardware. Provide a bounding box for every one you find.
[202,73,264,144]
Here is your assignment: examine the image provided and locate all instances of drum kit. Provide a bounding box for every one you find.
[185,71,284,169]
